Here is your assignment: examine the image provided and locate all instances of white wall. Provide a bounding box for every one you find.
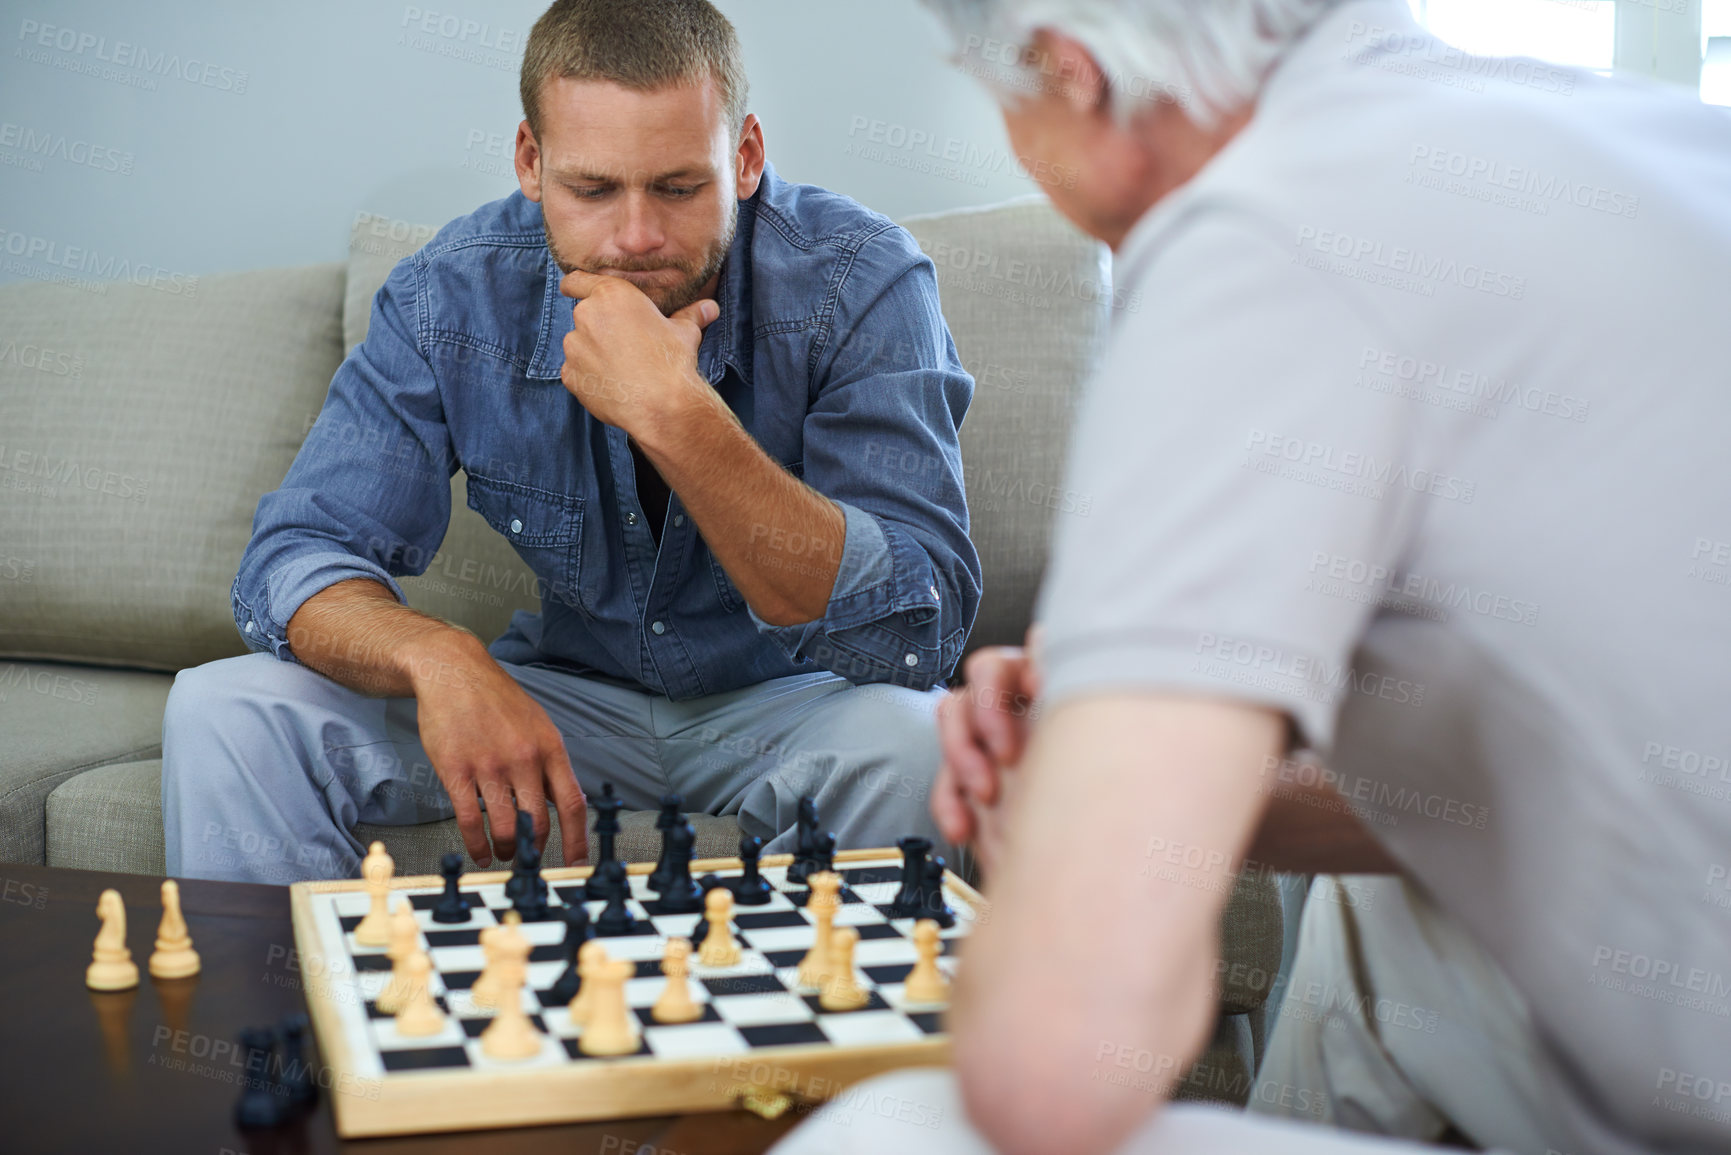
[0,0,1032,286]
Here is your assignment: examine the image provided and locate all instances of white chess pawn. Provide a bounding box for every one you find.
[902,919,950,1005]
[375,900,420,1014]
[147,879,201,980]
[818,926,868,1012]
[353,841,395,947]
[568,940,608,1027]
[578,957,640,1056]
[652,937,702,1024]
[394,950,446,1037]
[471,911,524,1010]
[86,889,139,991]
[697,887,740,967]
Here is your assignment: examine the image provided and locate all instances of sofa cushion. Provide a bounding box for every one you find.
[343,215,542,649]
[0,662,173,864]
[45,758,741,878]
[0,265,347,671]
[900,197,1112,651]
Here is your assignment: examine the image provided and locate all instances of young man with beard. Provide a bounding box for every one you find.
[162,0,980,882]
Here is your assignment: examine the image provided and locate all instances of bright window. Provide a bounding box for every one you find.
[1406,0,1617,70]
[1704,0,1731,105]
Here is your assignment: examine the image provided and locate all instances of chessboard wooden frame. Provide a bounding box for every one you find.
[288,848,988,1138]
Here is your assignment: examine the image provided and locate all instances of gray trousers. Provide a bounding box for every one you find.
[161,651,945,884]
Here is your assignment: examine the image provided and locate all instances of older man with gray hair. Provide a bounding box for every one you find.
[771,1,1731,1153]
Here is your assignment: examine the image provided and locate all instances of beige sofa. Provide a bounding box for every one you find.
[0,196,1283,1102]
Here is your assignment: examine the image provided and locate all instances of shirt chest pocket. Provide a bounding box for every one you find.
[465,473,588,613]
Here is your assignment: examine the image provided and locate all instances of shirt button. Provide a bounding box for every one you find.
[509,518,522,534]
[929,585,940,601]
[673,514,685,528]
[244,621,254,634]
[904,653,918,667]
[626,511,639,526]
[651,620,666,635]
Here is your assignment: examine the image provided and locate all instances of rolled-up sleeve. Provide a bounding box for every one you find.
[752,229,982,691]
[232,255,454,663]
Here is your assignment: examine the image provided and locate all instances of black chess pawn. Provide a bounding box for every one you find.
[646,793,684,896]
[655,817,704,914]
[233,1026,293,1130]
[890,836,933,918]
[431,851,471,923]
[593,862,635,935]
[549,903,593,1003]
[785,796,821,884]
[919,855,957,928]
[277,1012,317,1109]
[729,835,773,906]
[512,844,552,921]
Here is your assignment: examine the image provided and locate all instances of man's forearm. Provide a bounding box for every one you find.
[636,387,845,627]
[285,577,488,698]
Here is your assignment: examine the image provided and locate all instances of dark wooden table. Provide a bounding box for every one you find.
[0,864,801,1154]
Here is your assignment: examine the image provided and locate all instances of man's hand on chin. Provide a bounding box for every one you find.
[558,269,722,439]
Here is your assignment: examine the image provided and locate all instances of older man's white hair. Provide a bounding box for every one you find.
[921,0,1349,127]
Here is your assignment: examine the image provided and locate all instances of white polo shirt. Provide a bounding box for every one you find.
[1037,2,1731,1151]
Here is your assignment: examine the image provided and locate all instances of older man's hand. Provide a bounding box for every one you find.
[933,629,1043,876]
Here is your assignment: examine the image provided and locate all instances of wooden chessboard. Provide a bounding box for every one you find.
[288,848,984,1138]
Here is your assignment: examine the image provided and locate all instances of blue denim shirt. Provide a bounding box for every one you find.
[232,163,981,698]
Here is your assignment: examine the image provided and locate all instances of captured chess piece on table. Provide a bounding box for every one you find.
[87,888,139,991]
[148,879,200,979]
